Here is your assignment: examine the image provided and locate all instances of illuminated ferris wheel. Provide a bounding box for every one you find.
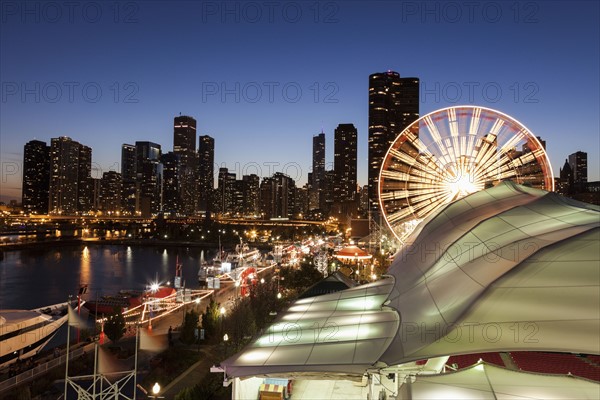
[378,105,554,243]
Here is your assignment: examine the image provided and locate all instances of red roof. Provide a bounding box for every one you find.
[334,245,372,259]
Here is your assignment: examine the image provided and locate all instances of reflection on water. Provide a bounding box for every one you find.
[81,246,91,284]
[0,244,210,310]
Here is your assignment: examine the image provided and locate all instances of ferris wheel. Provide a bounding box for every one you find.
[378,105,554,243]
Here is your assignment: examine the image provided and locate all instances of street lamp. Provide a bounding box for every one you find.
[148,382,164,399]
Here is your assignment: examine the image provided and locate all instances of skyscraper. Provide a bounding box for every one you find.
[198,135,215,213]
[121,144,137,215]
[135,141,162,217]
[558,159,573,195]
[99,171,122,213]
[334,123,358,201]
[368,71,419,216]
[77,144,93,213]
[173,115,198,215]
[242,174,260,216]
[161,152,181,215]
[22,140,50,214]
[260,173,296,219]
[568,151,588,192]
[310,132,326,211]
[218,167,236,215]
[49,136,89,215]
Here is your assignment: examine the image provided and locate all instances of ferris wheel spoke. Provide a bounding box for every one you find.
[379,106,554,242]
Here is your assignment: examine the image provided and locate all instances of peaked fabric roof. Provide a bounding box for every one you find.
[222,278,398,378]
[381,181,600,364]
[222,182,600,378]
[402,362,600,399]
[298,271,358,299]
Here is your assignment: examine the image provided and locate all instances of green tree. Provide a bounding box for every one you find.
[248,280,281,328]
[103,307,125,342]
[224,299,256,347]
[280,261,324,295]
[180,309,200,344]
[201,299,221,341]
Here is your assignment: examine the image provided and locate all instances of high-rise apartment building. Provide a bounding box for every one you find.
[135,141,162,217]
[161,152,181,215]
[334,123,358,201]
[77,144,93,213]
[368,71,419,216]
[22,140,50,214]
[198,135,215,213]
[49,136,91,215]
[242,174,260,216]
[310,132,326,211]
[558,159,573,195]
[218,167,236,214]
[173,115,198,215]
[121,144,137,215]
[99,171,122,213]
[568,151,588,192]
[260,173,296,219]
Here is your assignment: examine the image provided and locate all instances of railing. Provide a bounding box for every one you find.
[0,343,93,394]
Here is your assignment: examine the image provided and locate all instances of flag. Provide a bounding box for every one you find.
[97,347,128,374]
[139,327,167,352]
[67,304,89,329]
[78,284,88,295]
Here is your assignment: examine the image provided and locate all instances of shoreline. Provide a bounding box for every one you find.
[0,238,276,253]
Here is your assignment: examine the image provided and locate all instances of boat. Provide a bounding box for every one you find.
[198,238,225,286]
[82,286,176,316]
[198,251,223,286]
[225,246,261,269]
[0,302,71,369]
[83,257,188,325]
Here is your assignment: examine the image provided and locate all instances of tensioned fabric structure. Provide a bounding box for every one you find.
[400,361,600,399]
[221,181,600,379]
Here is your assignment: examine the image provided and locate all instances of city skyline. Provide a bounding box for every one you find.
[2,1,599,203]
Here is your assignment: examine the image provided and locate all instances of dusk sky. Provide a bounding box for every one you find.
[1,0,599,203]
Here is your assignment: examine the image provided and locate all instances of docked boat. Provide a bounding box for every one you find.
[0,302,71,369]
[82,287,176,316]
[198,250,223,286]
[83,257,188,325]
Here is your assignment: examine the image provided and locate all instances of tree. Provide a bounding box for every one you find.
[224,299,256,347]
[180,310,200,345]
[201,299,221,342]
[103,307,125,342]
[279,261,324,295]
[248,280,280,328]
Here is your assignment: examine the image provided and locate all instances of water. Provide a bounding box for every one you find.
[0,244,212,310]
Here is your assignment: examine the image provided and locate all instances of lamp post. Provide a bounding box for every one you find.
[148,382,164,399]
[220,306,225,336]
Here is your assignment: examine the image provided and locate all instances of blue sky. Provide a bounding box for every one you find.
[1,0,599,202]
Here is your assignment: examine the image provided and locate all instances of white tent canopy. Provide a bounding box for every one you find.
[401,362,600,399]
[382,181,600,364]
[222,182,600,378]
[222,279,398,378]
